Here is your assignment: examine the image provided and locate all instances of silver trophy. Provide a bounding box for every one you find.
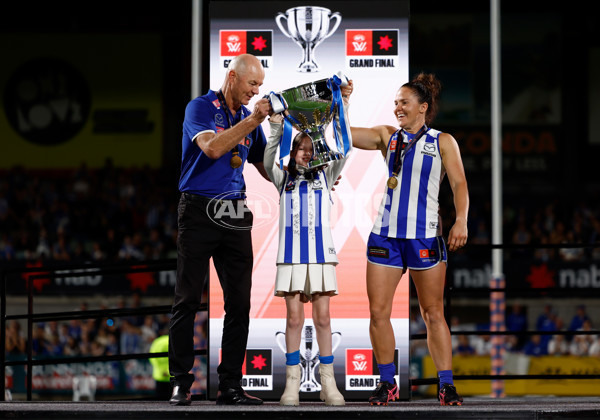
[276,6,341,72]
[267,73,350,171]
[276,325,342,393]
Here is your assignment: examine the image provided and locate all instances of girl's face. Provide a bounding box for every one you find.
[292,136,313,167]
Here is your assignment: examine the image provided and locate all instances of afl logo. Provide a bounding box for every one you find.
[227,34,240,42]
[353,353,367,361]
[353,34,366,42]
[208,190,278,230]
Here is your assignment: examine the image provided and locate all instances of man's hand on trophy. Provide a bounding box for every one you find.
[266,92,288,114]
[251,97,271,123]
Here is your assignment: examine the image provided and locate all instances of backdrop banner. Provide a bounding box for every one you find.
[206,0,411,401]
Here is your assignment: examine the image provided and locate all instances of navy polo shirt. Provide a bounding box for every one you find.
[178,90,266,199]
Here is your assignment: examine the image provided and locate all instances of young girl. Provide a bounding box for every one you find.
[264,109,351,406]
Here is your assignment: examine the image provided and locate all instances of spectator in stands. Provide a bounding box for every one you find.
[588,335,600,357]
[535,304,554,331]
[455,335,475,356]
[569,305,591,333]
[473,334,492,356]
[569,319,595,356]
[120,319,142,354]
[5,320,26,355]
[506,303,528,351]
[149,335,171,399]
[523,335,548,356]
[511,219,532,259]
[559,231,585,262]
[547,334,569,356]
[63,336,81,356]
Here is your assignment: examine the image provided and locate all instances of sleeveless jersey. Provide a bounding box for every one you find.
[372,128,445,239]
[277,171,338,264]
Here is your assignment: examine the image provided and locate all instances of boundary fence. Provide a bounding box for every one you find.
[2,242,599,401]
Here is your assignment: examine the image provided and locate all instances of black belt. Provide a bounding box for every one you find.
[182,192,245,204]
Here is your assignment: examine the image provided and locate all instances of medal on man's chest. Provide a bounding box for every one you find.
[230,149,242,169]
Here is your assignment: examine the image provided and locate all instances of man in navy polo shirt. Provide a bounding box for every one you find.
[168,54,270,406]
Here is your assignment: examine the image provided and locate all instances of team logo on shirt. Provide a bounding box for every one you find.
[239,136,251,148]
[215,114,224,126]
[285,180,296,191]
[368,246,389,259]
[212,99,221,109]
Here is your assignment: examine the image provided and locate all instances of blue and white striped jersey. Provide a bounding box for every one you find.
[265,122,349,264]
[372,128,445,239]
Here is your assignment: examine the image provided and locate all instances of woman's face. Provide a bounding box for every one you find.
[292,136,313,167]
[393,86,427,132]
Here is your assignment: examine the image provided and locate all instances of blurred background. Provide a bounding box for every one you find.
[1,0,599,401]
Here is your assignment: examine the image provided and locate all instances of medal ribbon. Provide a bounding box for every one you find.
[267,91,298,169]
[216,89,244,161]
[390,124,429,177]
[326,75,352,156]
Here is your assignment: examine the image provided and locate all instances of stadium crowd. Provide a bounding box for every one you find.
[1,163,599,362]
[408,303,600,358]
[1,164,599,263]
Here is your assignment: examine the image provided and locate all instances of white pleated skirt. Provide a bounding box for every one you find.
[274,263,338,299]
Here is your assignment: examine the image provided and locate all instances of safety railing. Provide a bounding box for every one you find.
[0,259,207,401]
[2,242,599,400]
[410,242,600,389]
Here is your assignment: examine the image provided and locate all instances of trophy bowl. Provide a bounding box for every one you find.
[276,78,343,170]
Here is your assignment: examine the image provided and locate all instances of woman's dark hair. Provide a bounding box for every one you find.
[402,73,442,125]
[287,132,311,178]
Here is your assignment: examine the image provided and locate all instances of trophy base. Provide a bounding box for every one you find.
[298,61,319,73]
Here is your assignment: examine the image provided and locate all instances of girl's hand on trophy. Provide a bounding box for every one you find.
[269,113,284,124]
[341,80,353,101]
[331,174,342,191]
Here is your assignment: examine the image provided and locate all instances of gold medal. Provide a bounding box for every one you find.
[387,175,398,189]
[230,153,242,169]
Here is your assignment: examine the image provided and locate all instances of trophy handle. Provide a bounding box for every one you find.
[275,331,287,353]
[325,12,342,39]
[275,13,292,38]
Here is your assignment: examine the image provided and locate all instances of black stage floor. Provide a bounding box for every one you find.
[2,397,600,420]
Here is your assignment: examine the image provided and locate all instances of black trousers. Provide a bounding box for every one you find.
[168,192,253,390]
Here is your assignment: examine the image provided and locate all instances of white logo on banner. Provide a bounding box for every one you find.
[227,35,241,53]
[352,361,368,371]
[352,34,367,52]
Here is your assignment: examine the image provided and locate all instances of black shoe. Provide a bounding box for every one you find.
[438,384,463,406]
[216,387,263,405]
[169,386,191,406]
[368,380,399,406]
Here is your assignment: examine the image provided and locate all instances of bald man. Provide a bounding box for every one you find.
[168,54,270,406]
